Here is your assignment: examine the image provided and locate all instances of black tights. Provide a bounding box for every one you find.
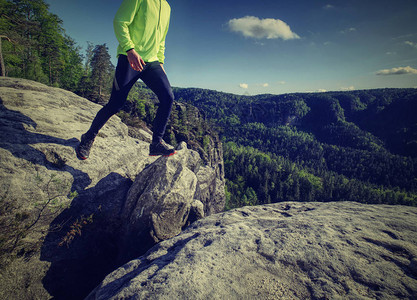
[86,55,174,143]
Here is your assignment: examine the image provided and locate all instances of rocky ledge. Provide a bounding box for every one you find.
[0,77,225,299]
[87,201,417,300]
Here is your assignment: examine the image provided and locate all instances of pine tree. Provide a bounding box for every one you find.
[90,43,114,103]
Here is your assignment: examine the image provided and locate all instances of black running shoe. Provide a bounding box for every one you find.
[149,141,176,157]
[76,133,95,160]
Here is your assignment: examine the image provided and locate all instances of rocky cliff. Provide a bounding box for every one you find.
[2,77,417,300]
[88,201,417,299]
[0,77,225,299]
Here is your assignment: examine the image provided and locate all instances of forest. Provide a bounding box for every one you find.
[173,87,417,208]
[0,0,114,103]
[1,0,417,210]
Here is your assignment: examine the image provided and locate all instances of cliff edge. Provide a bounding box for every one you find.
[88,201,417,299]
[0,77,225,299]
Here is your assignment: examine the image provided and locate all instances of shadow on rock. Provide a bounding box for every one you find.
[86,233,200,299]
[0,97,91,192]
[39,172,153,300]
[39,142,224,299]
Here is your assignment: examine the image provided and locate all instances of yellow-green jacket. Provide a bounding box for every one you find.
[114,0,171,64]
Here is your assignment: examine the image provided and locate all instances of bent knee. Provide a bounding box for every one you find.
[160,89,174,105]
[104,101,124,114]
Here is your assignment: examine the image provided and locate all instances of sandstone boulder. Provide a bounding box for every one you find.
[87,201,417,300]
[119,141,201,263]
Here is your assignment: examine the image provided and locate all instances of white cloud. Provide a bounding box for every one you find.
[277,81,286,85]
[340,27,357,34]
[376,66,417,75]
[239,83,249,89]
[255,83,269,87]
[341,86,355,91]
[307,89,327,93]
[405,41,417,49]
[323,4,335,9]
[228,16,300,40]
[393,33,415,40]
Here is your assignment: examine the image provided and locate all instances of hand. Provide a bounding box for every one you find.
[160,63,166,74]
[127,49,146,71]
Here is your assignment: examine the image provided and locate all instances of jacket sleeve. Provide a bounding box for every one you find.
[157,15,170,64]
[113,0,140,52]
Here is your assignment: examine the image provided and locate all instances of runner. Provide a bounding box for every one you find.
[77,0,176,160]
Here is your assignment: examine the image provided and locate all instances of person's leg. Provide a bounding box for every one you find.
[77,55,140,160]
[139,62,176,156]
[87,55,141,137]
[140,62,174,144]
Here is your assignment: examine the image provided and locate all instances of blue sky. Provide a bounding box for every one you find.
[45,0,417,95]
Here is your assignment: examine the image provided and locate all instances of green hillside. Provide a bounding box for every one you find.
[172,87,417,208]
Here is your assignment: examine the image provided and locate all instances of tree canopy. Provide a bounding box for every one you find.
[0,0,114,99]
[173,87,417,208]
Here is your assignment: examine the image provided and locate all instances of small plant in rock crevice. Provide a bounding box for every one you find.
[58,214,94,248]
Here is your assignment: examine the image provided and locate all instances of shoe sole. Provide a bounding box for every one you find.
[149,151,177,157]
[76,148,88,160]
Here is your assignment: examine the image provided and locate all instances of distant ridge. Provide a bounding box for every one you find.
[171,86,417,208]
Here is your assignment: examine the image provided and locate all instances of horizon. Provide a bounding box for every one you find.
[45,0,417,95]
[170,85,417,97]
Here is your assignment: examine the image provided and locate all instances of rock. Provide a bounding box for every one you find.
[196,165,225,216]
[189,200,205,223]
[119,141,201,262]
[0,77,225,300]
[168,102,226,215]
[0,77,154,195]
[127,126,153,143]
[87,202,417,300]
